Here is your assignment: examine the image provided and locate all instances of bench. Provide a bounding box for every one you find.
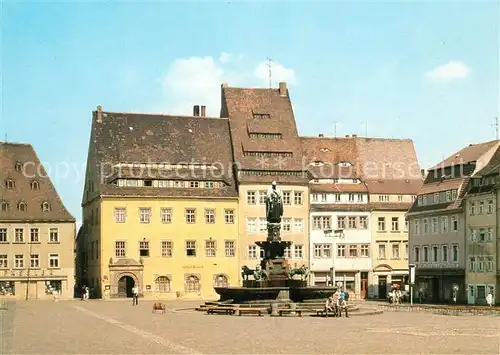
[206,307,236,315]
[316,308,338,317]
[278,308,303,317]
[237,307,265,316]
[152,302,166,314]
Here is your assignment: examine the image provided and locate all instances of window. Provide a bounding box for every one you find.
[294,245,303,259]
[337,245,345,257]
[258,190,266,204]
[161,240,173,257]
[49,254,59,268]
[205,240,216,257]
[246,191,256,204]
[283,191,291,205]
[0,255,7,268]
[214,274,229,287]
[451,190,457,200]
[349,245,357,257]
[357,194,364,202]
[205,181,215,189]
[404,243,408,259]
[18,202,27,212]
[0,228,7,243]
[14,254,24,268]
[312,194,319,202]
[442,245,448,262]
[189,181,199,188]
[487,257,494,272]
[186,240,196,257]
[348,217,356,229]
[259,218,267,232]
[337,216,345,229]
[314,244,321,258]
[160,208,172,223]
[451,245,458,262]
[314,244,331,258]
[392,244,399,259]
[423,246,429,262]
[377,217,386,231]
[451,215,458,231]
[313,216,331,230]
[378,244,386,259]
[30,228,39,243]
[413,220,420,235]
[15,161,23,171]
[293,218,304,232]
[477,257,485,271]
[284,247,292,259]
[334,193,341,202]
[205,209,215,224]
[114,208,126,223]
[49,228,59,243]
[185,275,200,293]
[246,217,257,233]
[348,193,355,202]
[0,201,7,212]
[418,196,423,206]
[487,228,493,241]
[282,218,291,232]
[361,245,369,257]
[225,240,235,257]
[185,209,196,223]
[359,216,368,229]
[139,208,151,223]
[446,190,451,201]
[294,191,303,205]
[139,241,150,257]
[468,256,476,271]
[478,228,486,242]
[470,202,476,215]
[321,194,327,202]
[433,193,439,203]
[414,246,420,262]
[14,228,24,243]
[441,216,448,233]
[115,241,126,257]
[155,276,171,293]
[30,254,40,268]
[224,209,235,224]
[431,218,438,234]
[5,179,15,189]
[248,245,258,259]
[432,246,438,262]
[479,201,484,214]
[487,200,493,214]
[423,219,429,234]
[41,202,50,212]
[391,217,399,231]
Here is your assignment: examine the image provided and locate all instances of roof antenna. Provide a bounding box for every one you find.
[493,116,499,139]
[4,133,6,143]
[266,57,272,89]
[333,121,338,137]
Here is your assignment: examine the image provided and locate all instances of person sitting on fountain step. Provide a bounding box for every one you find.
[336,296,349,318]
[324,295,335,316]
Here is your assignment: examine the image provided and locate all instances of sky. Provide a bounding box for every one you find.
[2,1,499,227]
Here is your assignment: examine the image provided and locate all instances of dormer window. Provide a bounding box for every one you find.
[337,162,352,167]
[5,179,15,189]
[320,148,330,152]
[31,180,40,190]
[18,201,27,212]
[41,202,50,212]
[311,161,324,166]
[15,161,23,172]
[253,113,270,119]
[0,201,8,212]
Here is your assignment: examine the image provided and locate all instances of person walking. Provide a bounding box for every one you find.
[486,292,493,307]
[132,285,139,306]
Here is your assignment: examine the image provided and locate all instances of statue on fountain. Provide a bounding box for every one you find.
[265,181,284,242]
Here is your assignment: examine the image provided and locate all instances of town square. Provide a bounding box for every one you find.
[1,1,500,354]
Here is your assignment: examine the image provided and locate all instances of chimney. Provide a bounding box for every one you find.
[193,105,200,117]
[345,134,350,138]
[352,134,357,138]
[318,134,324,137]
[200,105,206,117]
[420,169,426,178]
[96,105,102,123]
[222,82,228,88]
[279,82,287,96]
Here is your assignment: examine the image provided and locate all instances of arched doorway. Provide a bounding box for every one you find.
[118,276,135,297]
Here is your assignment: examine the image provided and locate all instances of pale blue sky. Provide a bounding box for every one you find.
[2,1,499,223]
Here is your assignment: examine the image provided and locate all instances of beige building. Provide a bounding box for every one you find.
[0,142,76,299]
[221,82,310,281]
[408,140,499,303]
[464,144,499,305]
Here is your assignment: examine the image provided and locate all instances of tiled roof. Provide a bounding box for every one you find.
[364,179,422,194]
[0,142,75,222]
[89,111,238,198]
[369,202,413,211]
[430,139,499,170]
[418,178,463,194]
[221,83,308,184]
[311,183,367,193]
[407,178,470,214]
[311,202,411,212]
[475,145,500,176]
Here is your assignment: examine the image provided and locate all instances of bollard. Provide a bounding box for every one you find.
[270,303,279,317]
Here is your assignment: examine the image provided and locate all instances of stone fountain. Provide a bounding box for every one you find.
[214,181,336,307]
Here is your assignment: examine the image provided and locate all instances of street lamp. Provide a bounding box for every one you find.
[324,228,345,288]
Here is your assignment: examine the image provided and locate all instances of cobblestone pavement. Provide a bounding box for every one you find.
[1,299,499,354]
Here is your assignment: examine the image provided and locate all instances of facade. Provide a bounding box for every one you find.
[408,140,499,303]
[464,144,500,305]
[221,82,310,281]
[301,136,371,298]
[0,142,76,299]
[78,106,240,299]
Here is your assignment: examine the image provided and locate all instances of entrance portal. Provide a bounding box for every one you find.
[117,276,135,298]
[378,277,387,299]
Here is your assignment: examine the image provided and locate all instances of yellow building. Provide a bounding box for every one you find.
[78,105,240,299]
[220,82,310,281]
[1,142,75,300]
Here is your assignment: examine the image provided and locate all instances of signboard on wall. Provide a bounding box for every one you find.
[409,264,416,285]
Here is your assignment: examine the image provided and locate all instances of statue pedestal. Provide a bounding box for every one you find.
[267,223,281,242]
